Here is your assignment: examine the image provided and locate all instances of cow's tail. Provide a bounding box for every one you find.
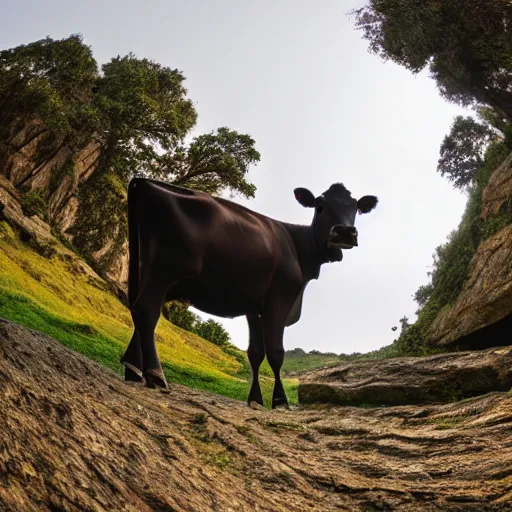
[127,178,140,310]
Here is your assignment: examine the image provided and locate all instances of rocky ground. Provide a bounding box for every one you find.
[1,318,512,511]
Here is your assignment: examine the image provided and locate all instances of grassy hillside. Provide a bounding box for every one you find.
[282,351,343,373]
[0,221,298,405]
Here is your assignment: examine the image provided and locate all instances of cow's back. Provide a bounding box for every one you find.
[130,178,302,317]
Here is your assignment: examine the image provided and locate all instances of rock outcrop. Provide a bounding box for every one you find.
[0,174,118,297]
[0,120,128,294]
[2,318,512,511]
[428,154,512,349]
[298,346,512,406]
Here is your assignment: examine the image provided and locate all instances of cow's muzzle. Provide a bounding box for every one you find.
[328,225,358,249]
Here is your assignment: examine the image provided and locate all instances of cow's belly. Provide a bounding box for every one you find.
[170,280,265,318]
[167,269,269,319]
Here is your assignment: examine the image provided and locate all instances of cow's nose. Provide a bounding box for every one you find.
[328,225,358,248]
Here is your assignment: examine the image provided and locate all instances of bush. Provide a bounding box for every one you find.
[162,300,199,331]
[193,319,230,348]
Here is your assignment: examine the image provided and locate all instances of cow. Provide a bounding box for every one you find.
[120,177,378,408]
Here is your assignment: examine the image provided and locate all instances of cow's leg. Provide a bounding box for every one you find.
[130,283,169,389]
[247,314,265,406]
[262,302,290,410]
[120,330,143,382]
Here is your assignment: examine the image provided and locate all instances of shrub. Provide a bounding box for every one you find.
[162,300,199,332]
[194,319,230,348]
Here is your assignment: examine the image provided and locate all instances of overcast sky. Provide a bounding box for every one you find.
[2,1,469,354]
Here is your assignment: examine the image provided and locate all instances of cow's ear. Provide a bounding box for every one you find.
[294,188,316,208]
[357,195,378,214]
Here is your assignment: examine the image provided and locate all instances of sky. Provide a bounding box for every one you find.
[1,0,470,354]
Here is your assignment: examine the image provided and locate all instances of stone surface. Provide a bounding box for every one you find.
[428,225,512,347]
[1,318,512,511]
[427,152,512,348]
[298,347,512,407]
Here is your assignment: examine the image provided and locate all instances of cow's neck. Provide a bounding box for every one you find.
[283,223,327,282]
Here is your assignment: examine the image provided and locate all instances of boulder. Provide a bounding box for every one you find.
[298,346,512,406]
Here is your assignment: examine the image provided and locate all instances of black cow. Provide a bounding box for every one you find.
[121,178,378,408]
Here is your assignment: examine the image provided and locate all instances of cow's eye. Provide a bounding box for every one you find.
[316,205,324,214]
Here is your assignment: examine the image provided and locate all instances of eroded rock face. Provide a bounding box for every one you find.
[298,346,512,407]
[0,176,107,285]
[428,153,512,349]
[1,319,512,511]
[0,121,128,292]
[429,225,512,347]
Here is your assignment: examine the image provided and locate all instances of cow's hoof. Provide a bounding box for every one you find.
[272,398,289,410]
[122,361,144,382]
[144,369,168,389]
[248,400,264,410]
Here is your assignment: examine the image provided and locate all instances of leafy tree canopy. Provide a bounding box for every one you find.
[437,116,497,189]
[193,318,231,348]
[352,1,512,121]
[162,301,200,332]
[154,127,259,198]
[0,34,98,139]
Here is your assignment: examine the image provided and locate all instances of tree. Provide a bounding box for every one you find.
[413,283,434,308]
[0,34,98,142]
[437,116,497,189]
[398,316,410,333]
[193,319,231,348]
[153,127,259,198]
[162,300,199,331]
[352,1,512,121]
[92,55,260,196]
[92,54,197,183]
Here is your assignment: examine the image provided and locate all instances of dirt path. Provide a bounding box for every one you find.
[1,318,511,511]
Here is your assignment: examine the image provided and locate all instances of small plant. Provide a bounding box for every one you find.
[21,190,47,219]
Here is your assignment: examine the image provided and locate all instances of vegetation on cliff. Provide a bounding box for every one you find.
[0,34,260,273]
[351,1,512,359]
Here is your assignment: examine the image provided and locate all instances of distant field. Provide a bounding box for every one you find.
[0,221,298,406]
[282,353,342,374]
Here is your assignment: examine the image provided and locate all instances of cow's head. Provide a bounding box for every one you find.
[294,183,378,262]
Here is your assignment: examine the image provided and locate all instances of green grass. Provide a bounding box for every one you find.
[282,353,342,374]
[0,221,298,406]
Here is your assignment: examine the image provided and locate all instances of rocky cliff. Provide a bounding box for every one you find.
[428,154,512,349]
[0,120,128,296]
[2,318,512,511]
